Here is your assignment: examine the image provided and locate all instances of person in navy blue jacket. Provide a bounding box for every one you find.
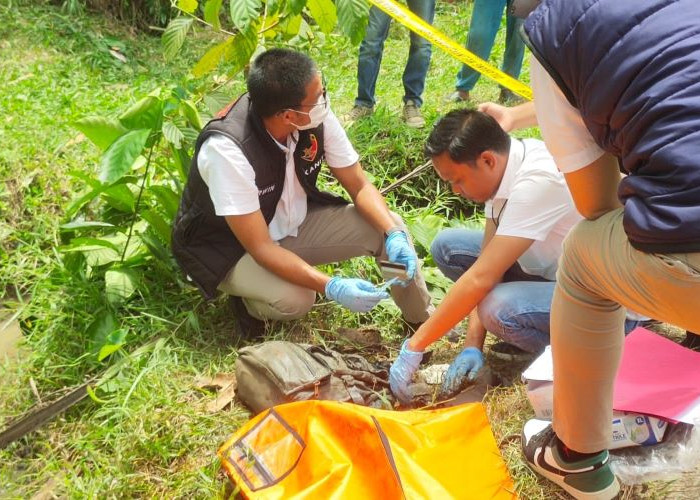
[481,1,700,498]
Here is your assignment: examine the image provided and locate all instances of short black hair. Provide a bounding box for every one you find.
[247,48,318,118]
[425,109,510,164]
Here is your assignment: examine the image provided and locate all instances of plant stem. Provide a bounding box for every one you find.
[120,143,155,263]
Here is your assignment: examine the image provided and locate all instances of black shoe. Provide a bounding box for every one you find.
[681,331,700,351]
[499,88,525,105]
[522,420,620,499]
[489,342,539,362]
[228,296,266,339]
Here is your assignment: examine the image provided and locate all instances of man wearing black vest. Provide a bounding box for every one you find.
[486,1,700,498]
[172,49,432,337]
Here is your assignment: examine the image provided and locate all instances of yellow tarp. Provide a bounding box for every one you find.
[219,400,517,499]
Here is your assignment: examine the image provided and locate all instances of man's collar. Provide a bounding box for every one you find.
[490,137,525,201]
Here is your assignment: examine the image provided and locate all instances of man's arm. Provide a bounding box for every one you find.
[331,162,396,233]
[464,218,498,350]
[563,152,622,220]
[408,234,534,351]
[225,211,330,293]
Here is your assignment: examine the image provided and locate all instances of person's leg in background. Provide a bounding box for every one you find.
[523,208,700,498]
[453,0,507,99]
[354,6,392,110]
[401,0,436,127]
[498,2,526,103]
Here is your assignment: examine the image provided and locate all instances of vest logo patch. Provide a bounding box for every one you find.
[258,184,276,196]
[301,133,319,162]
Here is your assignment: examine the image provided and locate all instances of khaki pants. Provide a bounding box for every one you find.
[218,203,432,323]
[552,208,700,452]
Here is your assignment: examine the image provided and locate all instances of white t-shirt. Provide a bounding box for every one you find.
[530,56,605,173]
[485,137,582,280]
[197,109,359,241]
[529,56,648,321]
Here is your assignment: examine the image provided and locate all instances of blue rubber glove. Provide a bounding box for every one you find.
[325,277,389,313]
[440,347,484,398]
[389,339,424,404]
[384,230,417,285]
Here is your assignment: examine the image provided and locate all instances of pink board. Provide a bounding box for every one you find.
[613,327,700,423]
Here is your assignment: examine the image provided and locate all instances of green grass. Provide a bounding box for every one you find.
[0,1,695,498]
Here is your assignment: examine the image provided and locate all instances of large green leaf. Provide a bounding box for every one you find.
[162,121,185,149]
[141,209,171,244]
[105,268,139,304]
[62,237,122,267]
[72,117,128,152]
[102,183,136,212]
[60,220,116,231]
[140,231,171,262]
[202,91,231,116]
[88,310,118,354]
[225,23,259,75]
[162,17,194,60]
[180,100,203,130]
[203,0,223,30]
[307,0,337,33]
[288,0,306,15]
[97,328,128,361]
[280,14,303,37]
[63,237,121,254]
[177,0,198,14]
[405,214,445,254]
[119,96,163,131]
[99,129,151,184]
[148,185,180,220]
[336,0,369,45]
[192,38,232,77]
[230,0,262,31]
[170,144,191,181]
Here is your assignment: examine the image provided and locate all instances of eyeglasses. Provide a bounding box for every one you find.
[291,88,327,111]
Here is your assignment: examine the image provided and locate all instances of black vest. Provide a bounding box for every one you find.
[171,94,347,299]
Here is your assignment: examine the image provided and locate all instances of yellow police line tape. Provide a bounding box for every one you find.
[367,0,533,101]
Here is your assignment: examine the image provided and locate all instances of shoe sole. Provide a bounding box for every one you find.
[523,437,621,500]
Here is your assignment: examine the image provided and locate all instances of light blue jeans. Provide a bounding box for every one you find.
[431,228,639,353]
[455,0,525,92]
[355,0,436,108]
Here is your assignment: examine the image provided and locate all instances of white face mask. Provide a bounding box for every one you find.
[289,92,330,130]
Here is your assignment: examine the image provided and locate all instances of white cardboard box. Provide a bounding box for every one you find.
[522,348,668,449]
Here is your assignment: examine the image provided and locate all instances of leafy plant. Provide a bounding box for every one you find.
[63,85,205,359]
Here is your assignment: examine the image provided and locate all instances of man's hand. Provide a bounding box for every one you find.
[478,102,514,132]
[478,101,537,133]
[384,230,417,285]
[440,347,484,398]
[324,277,389,313]
[389,339,424,404]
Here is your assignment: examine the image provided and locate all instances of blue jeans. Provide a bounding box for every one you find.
[455,0,525,92]
[431,228,639,353]
[355,0,436,108]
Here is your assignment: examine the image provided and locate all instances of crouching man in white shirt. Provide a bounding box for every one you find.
[172,49,432,338]
[389,109,642,403]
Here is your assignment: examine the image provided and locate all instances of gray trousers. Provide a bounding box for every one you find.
[218,204,433,324]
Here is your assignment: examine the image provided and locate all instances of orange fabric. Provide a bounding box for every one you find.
[219,400,517,499]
